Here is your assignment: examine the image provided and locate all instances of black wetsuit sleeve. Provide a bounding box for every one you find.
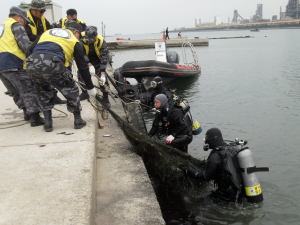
[149,114,160,136]
[29,36,41,53]
[197,152,221,181]
[73,42,94,90]
[11,23,31,57]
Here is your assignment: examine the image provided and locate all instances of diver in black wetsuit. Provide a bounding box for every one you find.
[145,76,173,109]
[148,94,193,153]
[185,128,245,202]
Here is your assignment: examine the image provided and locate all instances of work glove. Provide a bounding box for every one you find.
[87,88,96,98]
[165,135,175,144]
[185,165,199,178]
[151,108,157,112]
[135,100,141,104]
[99,75,106,86]
[89,66,96,76]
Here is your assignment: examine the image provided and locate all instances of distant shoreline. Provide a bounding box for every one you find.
[170,27,300,33]
[169,20,300,33]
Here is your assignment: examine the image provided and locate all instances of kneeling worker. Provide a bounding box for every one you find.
[185,128,245,202]
[26,20,96,132]
[79,26,111,108]
[148,94,193,153]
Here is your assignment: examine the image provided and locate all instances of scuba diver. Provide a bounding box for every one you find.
[148,94,193,153]
[185,128,245,202]
[145,76,173,109]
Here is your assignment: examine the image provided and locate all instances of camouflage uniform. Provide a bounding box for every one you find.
[0,22,41,114]
[78,38,109,96]
[26,54,81,113]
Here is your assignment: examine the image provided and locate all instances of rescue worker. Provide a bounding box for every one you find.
[25,0,66,105]
[56,9,86,31]
[185,128,245,202]
[78,26,110,108]
[0,6,44,126]
[148,94,193,153]
[145,76,173,109]
[25,0,52,43]
[26,20,96,132]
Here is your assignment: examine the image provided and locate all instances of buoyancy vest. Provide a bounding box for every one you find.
[61,17,85,28]
[81,32,104,59]
[216,145,244,190]
[37,28,79,67]
[0,18,26,70]
[27,10,47,43]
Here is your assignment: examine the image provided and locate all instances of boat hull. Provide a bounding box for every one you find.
[120,60,201,79]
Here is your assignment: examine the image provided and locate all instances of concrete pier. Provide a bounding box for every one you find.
[107,37,209,49]
[0,68,164,224]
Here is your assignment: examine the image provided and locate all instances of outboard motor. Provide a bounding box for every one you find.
[167,51,180,64]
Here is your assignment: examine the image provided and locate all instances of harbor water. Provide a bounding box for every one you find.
[110,29,300,224]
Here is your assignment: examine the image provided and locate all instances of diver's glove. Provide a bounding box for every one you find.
[89,66,96,76]
[87,88,96,98]
[166,135,175,144]
[186,165,199,178]
[99,75,106,86]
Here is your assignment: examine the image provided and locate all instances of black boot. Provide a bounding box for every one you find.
[43,110,53,132]
[30,112,45,127]
[102,92,111,108]
[73,111,86,129]
[79,91,89,101]
[54,94,67,105]
[22,108,30,121]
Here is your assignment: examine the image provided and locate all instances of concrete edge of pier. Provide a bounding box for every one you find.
[0,68,165,224]
[94,66,165,224]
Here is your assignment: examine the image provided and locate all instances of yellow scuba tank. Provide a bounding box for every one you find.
[236,140,269,203]
[176,98,202,135]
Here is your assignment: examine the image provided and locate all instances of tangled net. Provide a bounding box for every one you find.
[95,91,207,191]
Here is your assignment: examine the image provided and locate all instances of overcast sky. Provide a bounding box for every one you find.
[0,0,290,35]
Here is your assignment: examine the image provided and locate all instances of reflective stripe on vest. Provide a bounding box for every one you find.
[27,11,47,42]
[37,28,79,67]
[62,17,85,28]
[0,18,26,70]
[81,32,104,59]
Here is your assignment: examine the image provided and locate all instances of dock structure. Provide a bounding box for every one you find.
[0,66,164,225]
[107,38,209,49]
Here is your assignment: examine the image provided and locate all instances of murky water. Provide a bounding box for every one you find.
[110,29,300,224]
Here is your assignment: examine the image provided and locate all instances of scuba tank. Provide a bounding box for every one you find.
[173,96,202,135]
[226,139,269,203]
[237,145,269,203]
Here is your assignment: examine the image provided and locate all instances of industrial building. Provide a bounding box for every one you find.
[183,0,300,31]
[284,0,300,19]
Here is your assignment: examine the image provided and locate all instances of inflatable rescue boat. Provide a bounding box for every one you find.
[114,42,201,90]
